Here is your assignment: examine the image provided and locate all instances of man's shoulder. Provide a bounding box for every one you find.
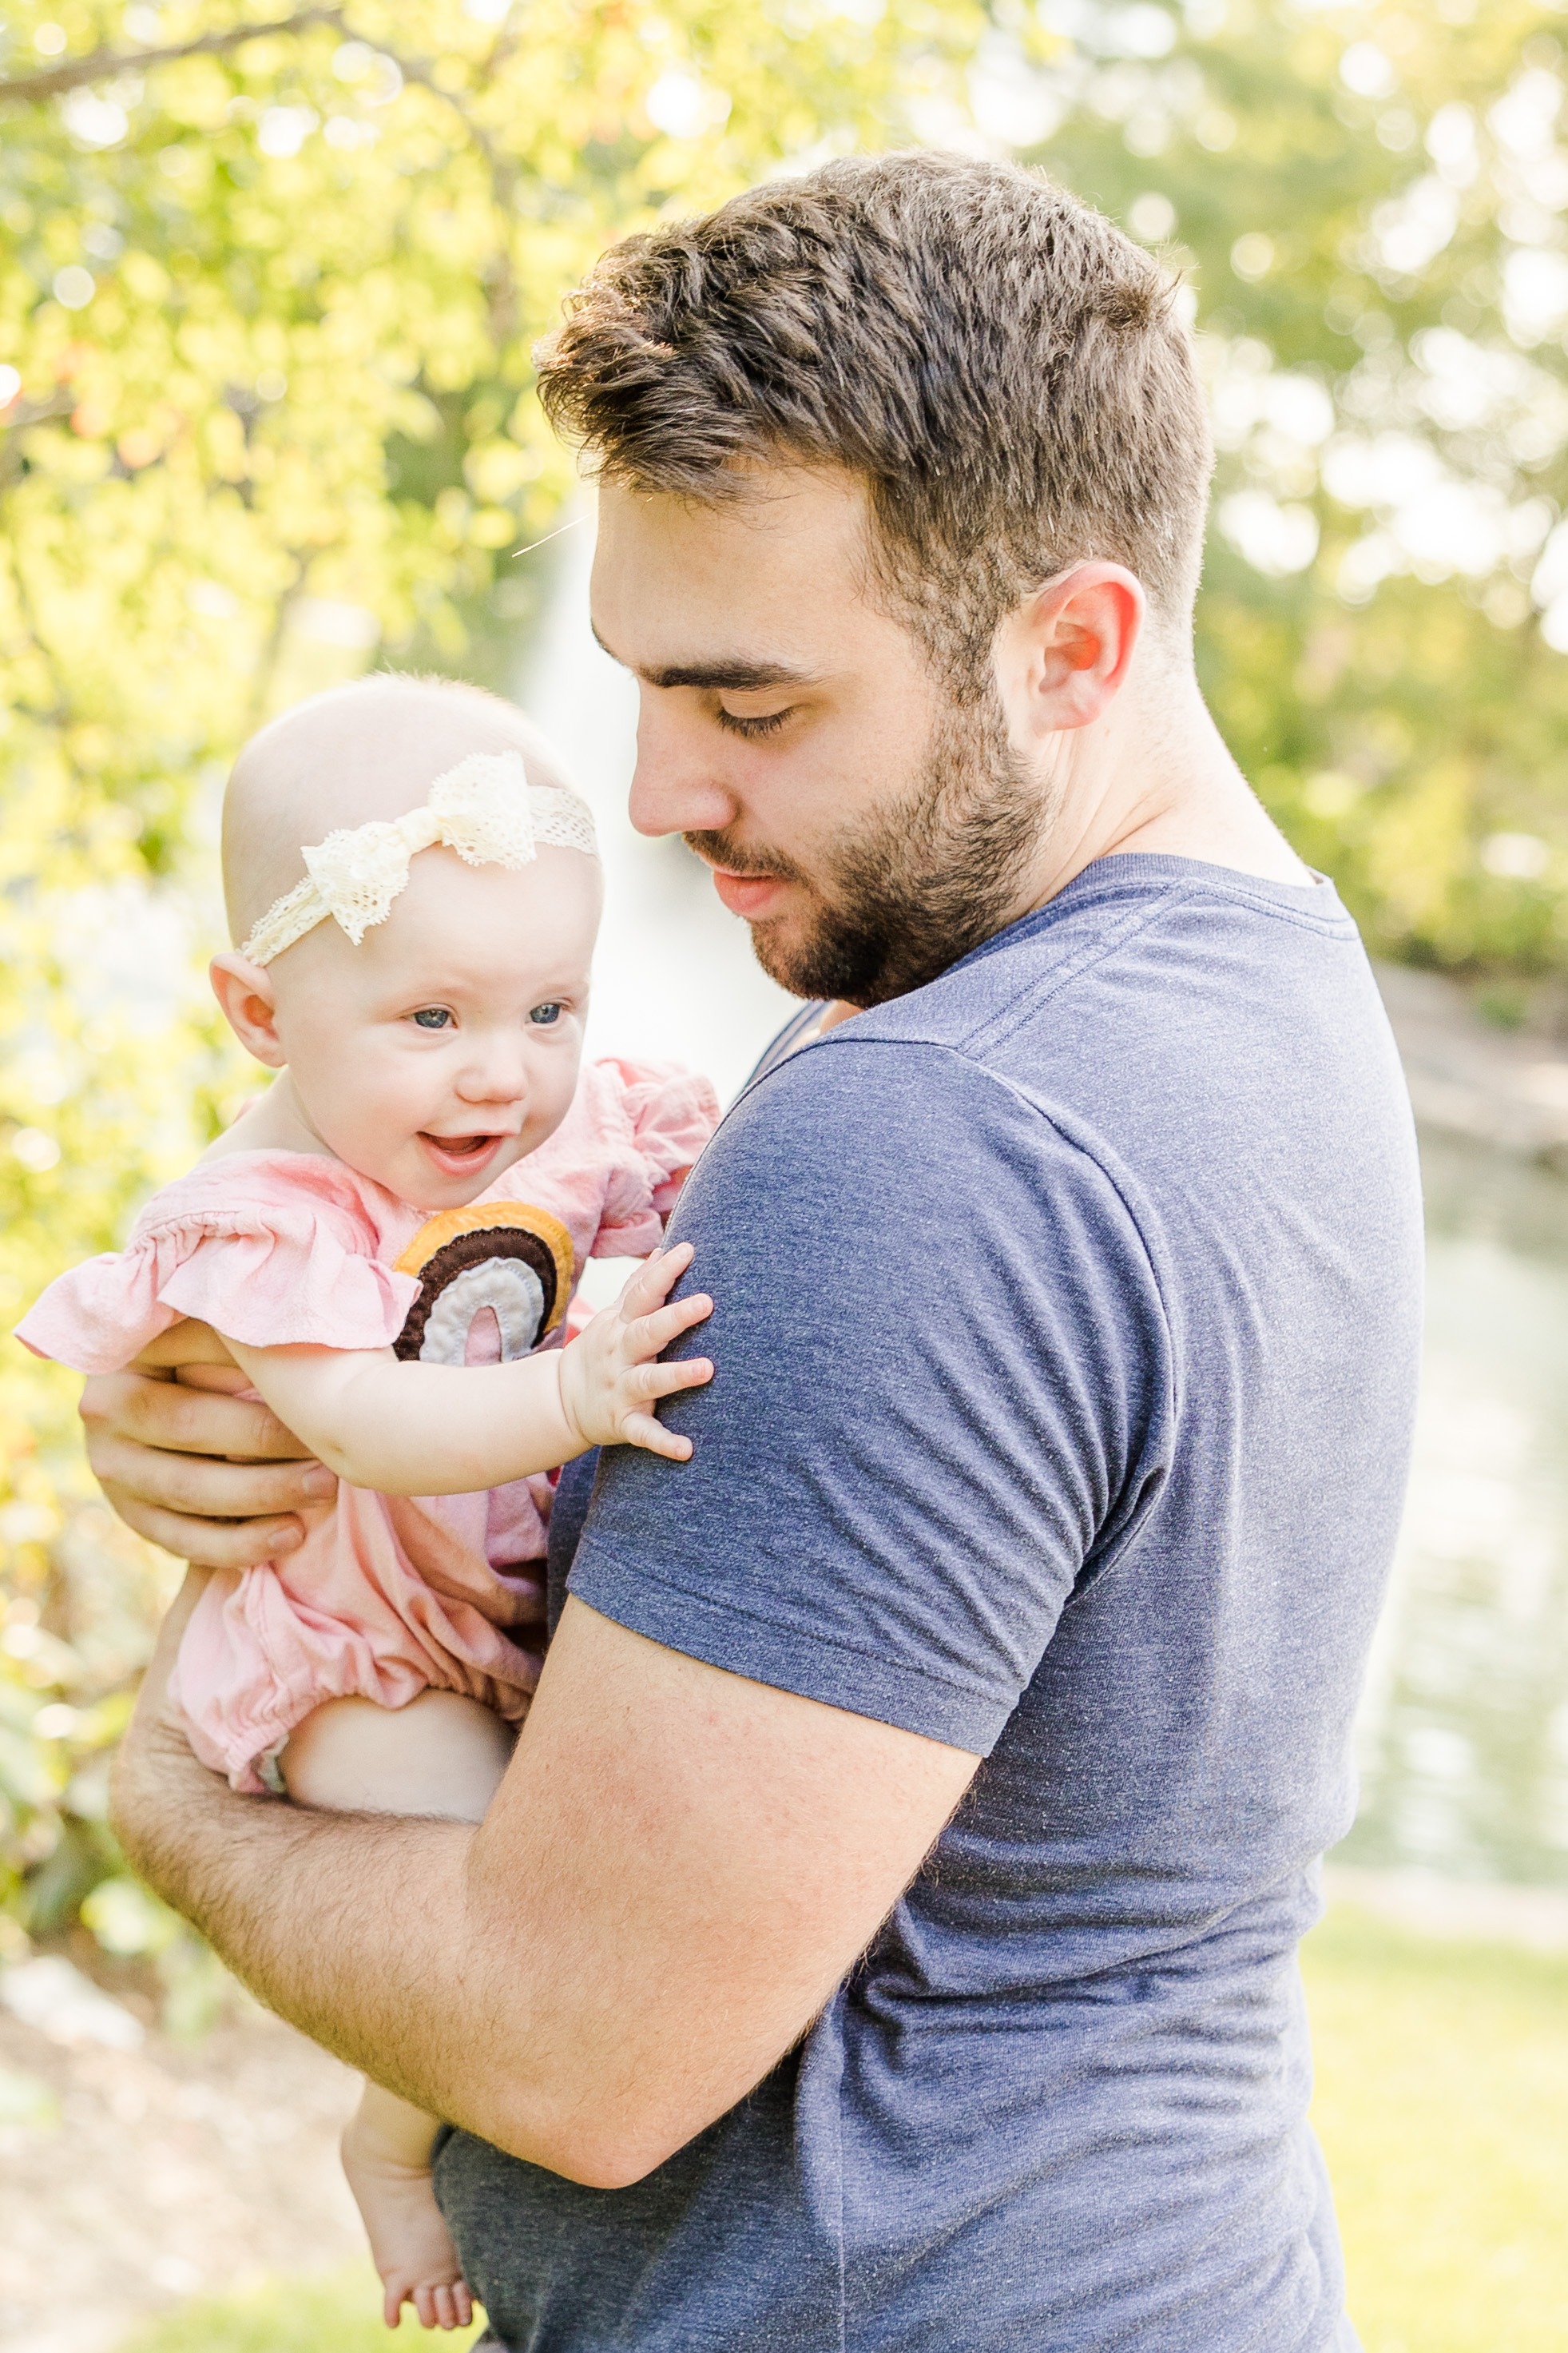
[820,857,1393,1139]
[701,855,1411,1286]
[736,857,1365,1113]
[678,1008,1170,1337]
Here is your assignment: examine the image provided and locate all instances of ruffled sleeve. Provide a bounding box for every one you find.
[591,1057,722,1258]
[16,1163,419,1377]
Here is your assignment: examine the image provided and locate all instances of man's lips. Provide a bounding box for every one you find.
[710,868,791,920]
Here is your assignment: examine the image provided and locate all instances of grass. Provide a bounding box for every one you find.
[1304,1906,1568,2353]
[125,1907,1568,2352]
[123,2271,485,2351]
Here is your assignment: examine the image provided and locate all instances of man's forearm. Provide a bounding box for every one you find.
[113,1707,526,2134]
[115,1587,977,2192]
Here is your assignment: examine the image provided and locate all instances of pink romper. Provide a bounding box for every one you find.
[19,1057,719,1792]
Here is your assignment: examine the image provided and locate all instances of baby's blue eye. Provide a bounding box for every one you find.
[529,1002,562,1027]
[412,1008,453,1031]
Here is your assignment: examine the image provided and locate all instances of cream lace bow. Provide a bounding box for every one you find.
[240,751,599,965]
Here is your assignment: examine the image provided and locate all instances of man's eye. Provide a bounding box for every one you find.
[529,1001,562,1027]
[412,1008,453,1031]
[717,706,792,740]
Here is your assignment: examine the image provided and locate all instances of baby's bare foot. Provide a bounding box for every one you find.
[342,2115,474,2331]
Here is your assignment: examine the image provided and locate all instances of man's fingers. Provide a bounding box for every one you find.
[134,1317,239,1370]
[81,1369,315,1465]
[87,1419,328,1516]
[96,1484,307,1569]
[620,1412,694,1461]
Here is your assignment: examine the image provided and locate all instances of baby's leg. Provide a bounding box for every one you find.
[279,1686,515,1818]
[280,1690,514,2331]
[342,2083,474,2331]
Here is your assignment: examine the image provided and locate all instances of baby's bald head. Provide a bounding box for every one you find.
[223,674,579,947]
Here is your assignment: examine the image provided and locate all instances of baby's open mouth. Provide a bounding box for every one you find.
[419,1131,505,1168]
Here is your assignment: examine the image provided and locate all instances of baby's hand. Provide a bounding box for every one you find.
[558,1243,713,1461]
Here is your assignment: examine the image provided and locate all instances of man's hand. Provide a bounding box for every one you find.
[80,1324,336,1568]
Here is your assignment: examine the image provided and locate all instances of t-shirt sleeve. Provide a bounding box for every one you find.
[567,1037,1174,1755]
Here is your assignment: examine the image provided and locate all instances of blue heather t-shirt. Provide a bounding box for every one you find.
[436,853,1423,2353]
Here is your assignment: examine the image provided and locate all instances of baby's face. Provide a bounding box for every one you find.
[268,845,601,1210]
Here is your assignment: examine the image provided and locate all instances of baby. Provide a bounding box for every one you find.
[19,674,721,2331]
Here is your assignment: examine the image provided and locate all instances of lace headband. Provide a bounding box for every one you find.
[240,750,600,966]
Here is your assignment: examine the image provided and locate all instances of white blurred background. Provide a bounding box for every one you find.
[518,510,796,1107]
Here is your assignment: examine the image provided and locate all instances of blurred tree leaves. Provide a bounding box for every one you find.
[8,0,1568,1950]
[0,0,979,1945]
[1005,0,1568,984]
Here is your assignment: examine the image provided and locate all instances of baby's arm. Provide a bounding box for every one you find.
[224,1245,713,1496]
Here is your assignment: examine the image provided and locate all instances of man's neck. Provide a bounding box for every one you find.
[1020,658,1313,916]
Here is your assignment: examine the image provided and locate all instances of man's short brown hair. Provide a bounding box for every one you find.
[536,150,1213,693]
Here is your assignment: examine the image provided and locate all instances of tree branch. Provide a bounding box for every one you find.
[2,549,84,778]
[0,395,78,495]
[0,7,345,107]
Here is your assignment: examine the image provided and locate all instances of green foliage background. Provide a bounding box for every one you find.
[0,0,981,1969]
[1017,0,1568,987]
[6,0,1568,1961]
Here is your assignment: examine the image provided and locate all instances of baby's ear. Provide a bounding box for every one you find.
[209,954,286,1067]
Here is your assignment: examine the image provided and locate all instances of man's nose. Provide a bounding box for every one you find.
[627,690,739,841]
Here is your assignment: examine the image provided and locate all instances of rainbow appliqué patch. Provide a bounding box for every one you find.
[391,1202,576,1365]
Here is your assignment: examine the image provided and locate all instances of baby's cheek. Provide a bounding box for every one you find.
[312,1049,429,1175]
[529,1046,585,1148]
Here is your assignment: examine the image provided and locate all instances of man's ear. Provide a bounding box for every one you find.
[994,562,1145,748]
[209,954,286,1067]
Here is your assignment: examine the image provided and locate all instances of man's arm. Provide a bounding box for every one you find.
[113,1584,979,2190]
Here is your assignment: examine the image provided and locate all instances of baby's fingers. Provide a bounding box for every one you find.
[626,1293,713,1359]
[617,1243,695,1318]
[634,1356,713,1399]
[621,1411,695,1461]
[431,2281,469,2331]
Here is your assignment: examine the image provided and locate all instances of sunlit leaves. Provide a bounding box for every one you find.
[0,0,981,1940]
[1028,0,1568,974]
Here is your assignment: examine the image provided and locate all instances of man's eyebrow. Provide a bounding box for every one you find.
[589,624,817,693]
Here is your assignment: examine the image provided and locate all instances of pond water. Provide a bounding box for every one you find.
[1339,1130,1568,1891]
[524,531,1568,1896]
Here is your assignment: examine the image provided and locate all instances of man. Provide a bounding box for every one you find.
[99,153,1421,2348]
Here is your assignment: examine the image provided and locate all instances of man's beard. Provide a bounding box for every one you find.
[685,684,1053,1008]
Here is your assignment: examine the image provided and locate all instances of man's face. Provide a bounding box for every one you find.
[589,467,1048,1006]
